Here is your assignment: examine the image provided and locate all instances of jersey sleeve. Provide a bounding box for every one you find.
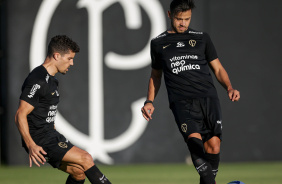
[20,77,45,107]
[150,40,163,70]
[204,33,218,62]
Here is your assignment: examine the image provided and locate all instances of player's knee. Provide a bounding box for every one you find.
[80,152,95,170]
[212,145,220,154]
[204,137,221,154]
[205,145,220,154]
[71,167,86,181]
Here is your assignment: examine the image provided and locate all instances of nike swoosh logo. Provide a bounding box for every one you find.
[163,44,171,49]
[99,175,105,181]
[196,163,205,171]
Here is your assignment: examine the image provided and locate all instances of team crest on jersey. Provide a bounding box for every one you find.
[189,40,196,47]
[176,42,185,47]
[28,84,41,98]
[181,123,188,133]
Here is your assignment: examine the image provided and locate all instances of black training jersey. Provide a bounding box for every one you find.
[20,65,59,137]
[151,28,219,103]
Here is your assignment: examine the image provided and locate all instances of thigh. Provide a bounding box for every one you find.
[204,98,222,142]
[61,146,88,163]
[170,98,209,142]
[40,131,74,168]
[61,146,94,170]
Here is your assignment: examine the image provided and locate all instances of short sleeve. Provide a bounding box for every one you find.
[20,79,44,107]
[150,40,162,70]
[204,33,218,62]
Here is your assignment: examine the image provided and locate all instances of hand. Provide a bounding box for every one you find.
[141,103,155,121]
[227,89,240,102]
[28,143,47,167]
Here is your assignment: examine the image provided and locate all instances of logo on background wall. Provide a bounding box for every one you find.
[30,0,166,164]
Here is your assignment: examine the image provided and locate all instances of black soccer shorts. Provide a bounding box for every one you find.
[23,129,74,168]
[170,97,222,143]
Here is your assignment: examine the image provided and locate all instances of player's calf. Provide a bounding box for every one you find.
[76,153,111,183]
[85,165,111,184]
[187,137,215,184]
[71,168,86,182]
[204,137,221,178]
[66,175,85,184]
[205,153,220,178]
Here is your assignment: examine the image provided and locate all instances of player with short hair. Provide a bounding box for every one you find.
[141,0,240,184]
[15,35,111,184]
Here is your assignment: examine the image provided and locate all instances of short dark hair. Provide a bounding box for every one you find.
[170,0,195,16]
[47,35,80,57]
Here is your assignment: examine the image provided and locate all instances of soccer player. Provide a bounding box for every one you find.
[15,35,111,184]
[141,0,240,184]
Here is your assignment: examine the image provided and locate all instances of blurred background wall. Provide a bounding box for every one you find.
[0,0,281,165]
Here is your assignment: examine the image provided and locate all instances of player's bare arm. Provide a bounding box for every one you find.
[15,100,47,167]
[141,68,162,121]
[209,58,240,101]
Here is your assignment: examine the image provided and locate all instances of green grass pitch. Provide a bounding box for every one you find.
[0,162,281,184]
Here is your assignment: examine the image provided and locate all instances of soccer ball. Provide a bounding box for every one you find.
[227,181,245,184]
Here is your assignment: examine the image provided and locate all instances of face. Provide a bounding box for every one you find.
[56,51,76,75]
[168,10,192,33]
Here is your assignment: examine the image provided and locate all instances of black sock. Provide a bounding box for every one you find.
[66,175,85,184]
[187,138,215,184]
[84,165,111,184]
[205,153,220,178]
